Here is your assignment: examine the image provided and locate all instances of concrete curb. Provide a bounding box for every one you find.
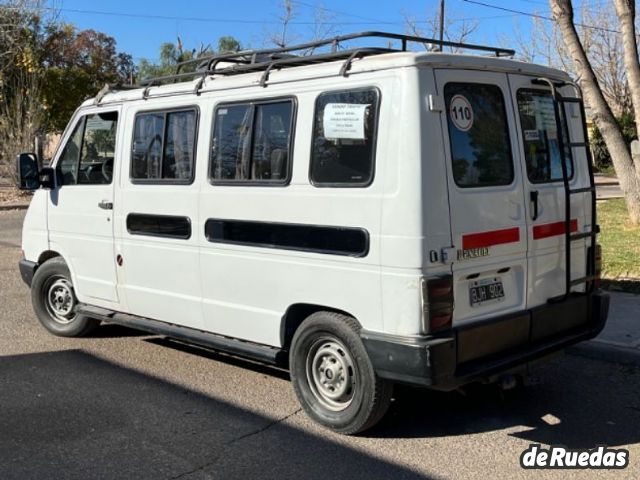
[0,204,30,212]
[567,341,640,368]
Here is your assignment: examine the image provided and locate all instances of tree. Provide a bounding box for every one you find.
[137,36,242,81]
[550,0,640,224]
[0,0,47,178]
[514,4,631,117]
[404,8,479,52]
[612,0,640,140]
[265,0,338,53]
[217,36,242,54]
[40,25,135,132]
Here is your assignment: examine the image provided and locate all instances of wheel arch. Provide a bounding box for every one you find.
[38,250,62,264]
[280,303,359,350]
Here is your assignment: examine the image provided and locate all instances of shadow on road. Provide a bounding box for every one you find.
[144,337,291,381]
[0,350,429,480]
[139,334,640,449]
[373,358,640,449]
[100,327,640,451]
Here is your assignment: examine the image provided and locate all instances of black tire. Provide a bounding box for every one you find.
[31,257,100,337]
[289,312,393,435]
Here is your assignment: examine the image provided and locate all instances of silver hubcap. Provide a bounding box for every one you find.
[306,337,356,412]
[44,276,76,324]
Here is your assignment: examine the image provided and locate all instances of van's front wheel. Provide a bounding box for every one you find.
[31,257,100,337]
[289,312,393,435]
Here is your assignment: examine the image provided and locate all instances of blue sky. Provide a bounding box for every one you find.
[46,0,561,62]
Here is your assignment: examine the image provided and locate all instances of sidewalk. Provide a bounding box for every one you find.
[0,185,31,211]
[594,173,624,200]
[568,291,640,366]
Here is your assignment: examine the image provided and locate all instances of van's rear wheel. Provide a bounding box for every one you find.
[289,312,393,435]
[31,257,100,337]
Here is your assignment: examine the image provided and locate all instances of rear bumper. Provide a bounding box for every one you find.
[18,259,37,287]
[361,291,610,390]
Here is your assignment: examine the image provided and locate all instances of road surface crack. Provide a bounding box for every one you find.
[226,407,302,445]
[168,408,302,480]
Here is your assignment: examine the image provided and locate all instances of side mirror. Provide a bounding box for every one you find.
[15,153,40,190]
[39,167,55,190]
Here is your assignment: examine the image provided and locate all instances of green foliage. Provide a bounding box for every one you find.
[591,113,637,171]
[137,36,242,81]
[41,26,135,132]
[218,36,242,54]
[598,198,640,279]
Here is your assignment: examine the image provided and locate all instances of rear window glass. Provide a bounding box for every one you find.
[310,88,379,187]
[444,83,514,188]
[517,89,574,183]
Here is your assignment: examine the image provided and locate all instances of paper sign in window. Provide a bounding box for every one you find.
[323,103,369,140]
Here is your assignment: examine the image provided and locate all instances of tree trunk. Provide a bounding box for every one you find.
[550,0,640,224]
[613,0,640,137]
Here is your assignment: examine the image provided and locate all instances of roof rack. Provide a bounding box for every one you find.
[138,31,514,88]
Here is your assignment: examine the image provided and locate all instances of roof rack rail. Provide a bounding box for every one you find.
[137,31,515,88]
[93,82,141,104]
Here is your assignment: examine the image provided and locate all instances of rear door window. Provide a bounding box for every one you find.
[516,89,573,183]
[310,88,379,187]
[444,83,514,188]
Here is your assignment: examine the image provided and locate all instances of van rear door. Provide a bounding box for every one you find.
[507,75,591,307]
[433,70,528,324]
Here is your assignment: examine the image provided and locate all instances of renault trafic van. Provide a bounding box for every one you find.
[16,32,609,434]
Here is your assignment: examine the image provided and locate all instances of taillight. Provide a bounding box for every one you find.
[421,275,454,334]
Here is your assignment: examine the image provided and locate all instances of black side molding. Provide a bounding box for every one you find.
[76,304,287,366]
[204,218,369,257]
[126,213,192,240]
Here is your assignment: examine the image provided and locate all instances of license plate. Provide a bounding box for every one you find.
[469,277,505,307]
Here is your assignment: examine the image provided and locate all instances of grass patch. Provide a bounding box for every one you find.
[594,164,617,176]
[598,198,640,280]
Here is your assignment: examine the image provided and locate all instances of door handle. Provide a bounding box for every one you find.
[530,191,539,221]
[98,200,113,210]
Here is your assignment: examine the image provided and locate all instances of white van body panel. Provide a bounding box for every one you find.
[115,97,204,330]
[196,74,394,346]
[45,105,122,308]
[507,76,591,308]
[21,50,595,348]
[21,189,49,263]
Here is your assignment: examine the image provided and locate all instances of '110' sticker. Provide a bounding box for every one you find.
[449,94,474,132]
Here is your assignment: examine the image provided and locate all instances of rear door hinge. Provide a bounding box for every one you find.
[429,94,444,112]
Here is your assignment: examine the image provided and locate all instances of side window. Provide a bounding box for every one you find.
[210,99,294,184]
[56,112,119,186]
[131,108,197,183]
[78,112,118,185]
[444,83,514,188]
[310,88,379,187]
[517,89,574,183]
[57,118,85,185]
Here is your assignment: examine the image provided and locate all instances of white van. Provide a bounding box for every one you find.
[16,32,609,434]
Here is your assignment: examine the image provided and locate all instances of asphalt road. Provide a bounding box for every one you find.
[1,209,639,480]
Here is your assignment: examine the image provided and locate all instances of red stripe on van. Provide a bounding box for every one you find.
[533,219,578,240]
[462,227,520,250]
